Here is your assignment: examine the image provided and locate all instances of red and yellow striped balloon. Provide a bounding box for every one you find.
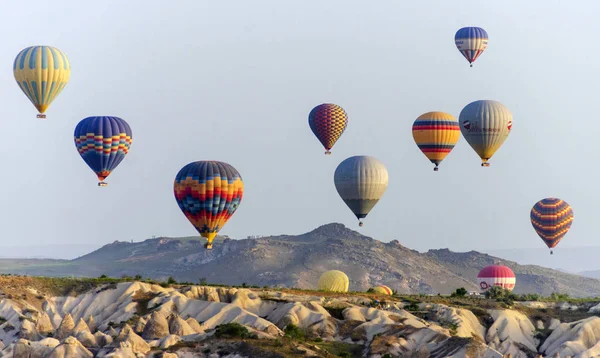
[371,285,393,295]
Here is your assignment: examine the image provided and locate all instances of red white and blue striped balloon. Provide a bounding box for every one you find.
[455,27,488,67]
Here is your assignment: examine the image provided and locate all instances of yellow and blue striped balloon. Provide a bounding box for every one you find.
[412,112,460,171]
[13,46,71,119]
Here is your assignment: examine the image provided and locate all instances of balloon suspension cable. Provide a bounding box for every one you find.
[325,150,332,155]
[359,221,364,227]
[98,182,108,187]
[37,114,46,119]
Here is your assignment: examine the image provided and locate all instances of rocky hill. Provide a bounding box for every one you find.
[0,276,597,357]
[2,223,600,297]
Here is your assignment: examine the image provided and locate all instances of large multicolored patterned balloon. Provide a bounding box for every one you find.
[174,161,244,249]
[13,46,71,119]
[412,111,460,171]
[74,116,133,187]
[459,100,513,167]
[334,156,388,227]
[455,27,488,67]
[318,270,349,292]
[308,103,348,155]
[477,265,516,292]
[530,198,574,255]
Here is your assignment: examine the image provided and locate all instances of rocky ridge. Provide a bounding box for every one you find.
[0,280,596,356]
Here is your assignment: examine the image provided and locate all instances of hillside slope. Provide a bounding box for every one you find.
[1,223,599,296]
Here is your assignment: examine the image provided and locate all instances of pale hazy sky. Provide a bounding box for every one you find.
[0,1,597,260]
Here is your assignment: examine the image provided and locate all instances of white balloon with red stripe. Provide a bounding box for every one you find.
[477,265,516,292]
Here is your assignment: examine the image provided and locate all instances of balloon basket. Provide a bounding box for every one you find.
[470,64,473,68]
[325,151,332,155]
[550,250,553,255]
[98,182,108,187]
[204,243,213,250]
[359,221,364,227]
[481,163,490,167]
[37,114,46,119]
[433,167,439,172]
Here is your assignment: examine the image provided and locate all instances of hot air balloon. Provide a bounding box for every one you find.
[308,103,348,155]
[13,46,71,119]
[174,161,244,249]
[74,116,132,187]
[477,265,516,292]
[412,112,460,171]
[371,285,393,295]
[530,198,574,255]
[455,27,488,67]
[318,270,349,293]
[459,100,512,167]
[334,156,388,227]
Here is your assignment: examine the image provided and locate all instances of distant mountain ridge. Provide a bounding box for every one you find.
[1,223,600,297]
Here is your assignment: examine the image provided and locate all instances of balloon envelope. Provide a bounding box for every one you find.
[13,46,71,117]
[477,265,515,291]
[308,103,348,155]
[412,111,460,170]
[318,270,349,292]
[174,161,244,249]
[371,285,393,295]
[459,100,512,166]
[455,27,488,66]
[530,198,574,250]
[334,156,389,225]
[74,116,132,186]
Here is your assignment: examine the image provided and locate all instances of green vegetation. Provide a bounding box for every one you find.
[283,324,305,340]
[451,287,468,298]
[214,322,255,339]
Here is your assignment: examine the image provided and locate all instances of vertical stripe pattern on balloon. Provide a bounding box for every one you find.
[13,46,71,114]
[455,27,488,64]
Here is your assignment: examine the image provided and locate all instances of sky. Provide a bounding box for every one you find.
[0,1,598,264]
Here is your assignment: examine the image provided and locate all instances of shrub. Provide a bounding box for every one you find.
[284,324,305,340]
[199,278,208,286]
[134,274,142,281]
[167,276,177,285]
[451,288,468,298]
[99,274,107,279]
[215,322,251,339]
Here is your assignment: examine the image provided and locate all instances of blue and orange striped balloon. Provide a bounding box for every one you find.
[412,112,460,171]
[174,161,244,249]
[13,46,71,119]
[455,27,488,67]
[530,198,574,254]
[74,116,133,187]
